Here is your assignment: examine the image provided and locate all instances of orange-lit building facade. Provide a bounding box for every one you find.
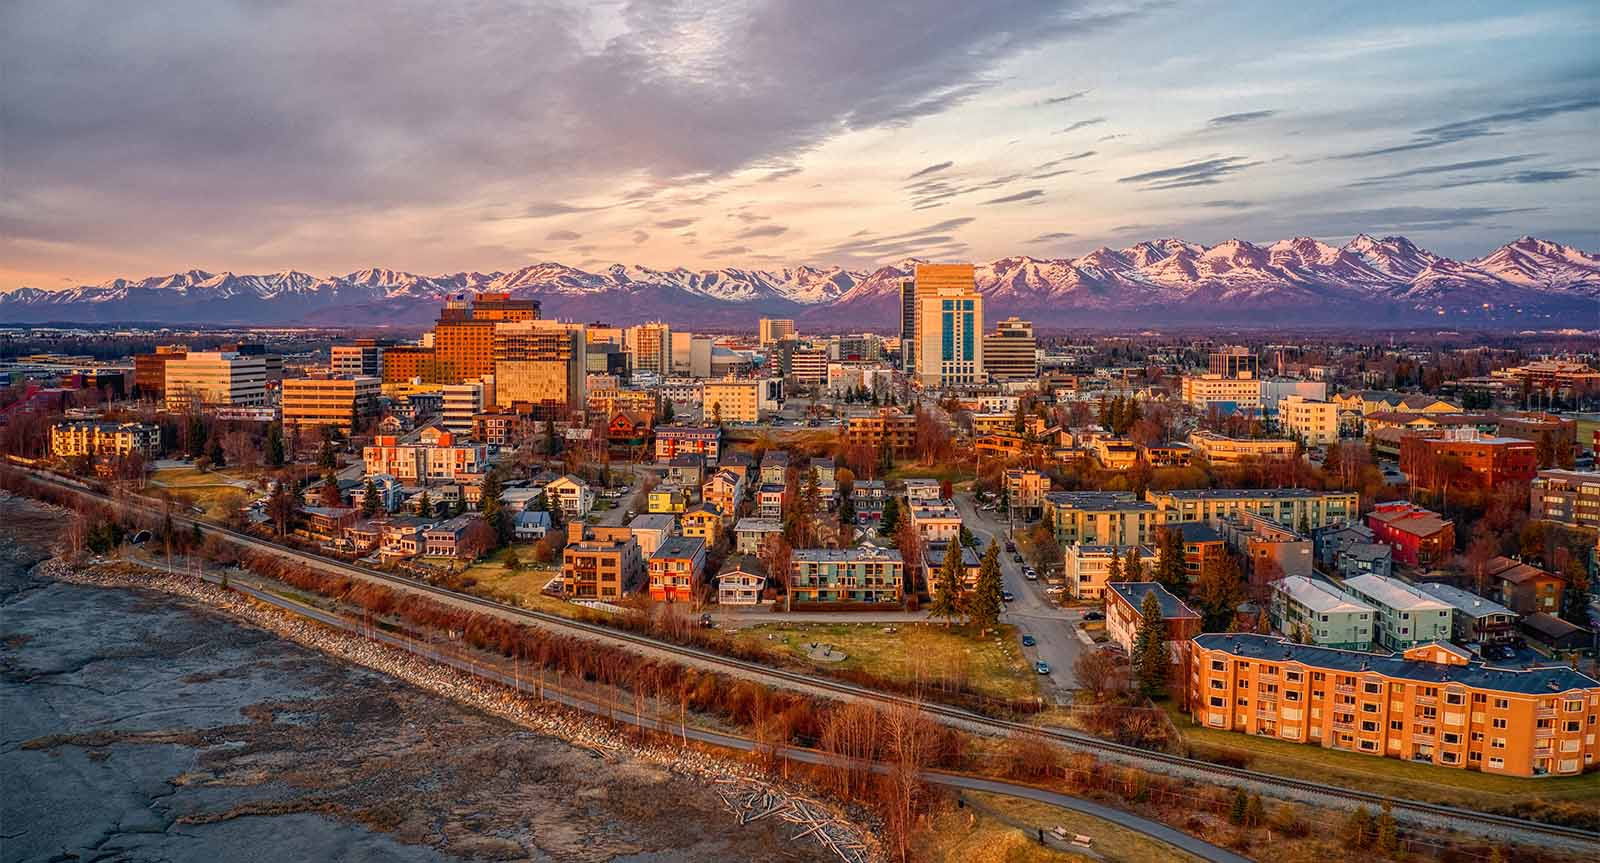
[1400,430,1537,491]
[1188,633,1600,778]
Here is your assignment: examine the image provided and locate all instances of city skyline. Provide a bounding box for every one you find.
[4,0,1597,293]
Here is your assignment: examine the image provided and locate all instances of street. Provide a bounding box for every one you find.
[953,492,1086,695]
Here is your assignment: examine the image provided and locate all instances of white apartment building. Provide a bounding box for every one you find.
[1181,374,1262,412]
[1340,573,1453,651]
[1270,575,1375,650]
[1278,395,1339,446]
[164,351,268,411]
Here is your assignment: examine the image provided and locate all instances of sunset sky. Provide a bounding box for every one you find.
[3,0,1597,290]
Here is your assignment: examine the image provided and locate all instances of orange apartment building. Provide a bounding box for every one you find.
[647,536,706,602]
[561,523,644,600]
[844,410,917,457]
[1189,633,1600,777]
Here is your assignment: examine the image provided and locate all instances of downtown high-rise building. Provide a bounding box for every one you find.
[758,318,795,347]
[912,263,983,388]
[899,278,917,373]
[985,317,1037,381]
[493,320,588,418]
[626,322,671,377]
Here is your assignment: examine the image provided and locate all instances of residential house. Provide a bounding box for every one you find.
[1064,544,1153,601]
[717,556,767,606]
[1366,502,1455,568]
[648,536,706,603]
[1171,522,1226,584]
[544,474,595,518]
[1106,582,1202,659]
[648,487,688,515]
[1485,557,1565,616]
[423,514,478,558]
[904,478,942,502]
[922,540,981,589]
[735,517,784,555]
[379,517,432,561]
[654,426,721,464]
[1003,468,1049,520]
[1270,575,1375,650]
[667,454,706,488]
[679,504,723,547]
[759,450,790,486]
[852,480,887,524]
[908,500,962,543]
[702,468,747,524]
[627,513,676,557]
[1520,613,1593,654]
[1340,573,1453,650]
[512,510,552,541]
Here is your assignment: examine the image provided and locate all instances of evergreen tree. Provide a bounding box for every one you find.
[503,548,521,571]
[1228,789,1249,826]
[928,538,965,627]
[360,478,380,517]
[480,472,507,546]
[319,470,342,507]
[206,435,226,468]
[416,490,433,517]
[1123,546,1142,579]
[1107,548,1123,582]
[1154,527,1187,593]
[877,438,894,474]
[544,419,559,458]
[878,496,901,537]
[187,414,207,457]
[265,423,286,467]
[1345,805,1375,849]
[1132,589,1170,698]
[661,399,675,422]
[318,440,336,471]
[969,541,1004,636]
[1244,794,1265,829]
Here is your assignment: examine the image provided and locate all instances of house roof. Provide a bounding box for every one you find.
[735,517,783,533]
[1343,574,1452,612]
[652,536,705,560]
[1520,612,1587,640]
[1108,581,1201,620]
[1366,503,1450,537]
[1488,558,1558,585]
[1194,632,1598,695]
[1416,582,1515,619]
[1173,522,1222,543]
[1275,575,1374,614]
[628,514,675,533]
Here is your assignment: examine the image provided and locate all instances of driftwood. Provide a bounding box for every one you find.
[714,778,871,863]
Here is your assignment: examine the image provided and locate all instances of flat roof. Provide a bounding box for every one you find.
[1416,583,1515,618]
[1194,632,1598,695]
[652,536,705,559]
[1157,487,1349,501]
[793,547,904,563]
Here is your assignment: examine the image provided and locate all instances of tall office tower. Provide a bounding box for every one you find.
[330,339,391,378]
[670,330,694,375]
[627,322,671,377]
[1209,345,1258,379]
[758,318,795,347]
[493,320,588,418]
[985,317,1038,381]
[913,263,984,388]
[469,292,540,322]
[898,278,917,373]
[433,318,497,382]
[163,351,269,411]
[281,376,381,433]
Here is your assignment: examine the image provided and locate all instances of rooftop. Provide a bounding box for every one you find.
[1109,581,1200,620]
[1194,632,1598,695]
[793,547,904,563]
[1045,491,1155,511]
[1416,582,1516,618]
[1157,487,1348,501]
[1275,575,1374,615]
[1173,522,1223,543]
[1343,574,1452,612]
[652,536,705,559]
[627,514,676,533]
[735,517,783,532]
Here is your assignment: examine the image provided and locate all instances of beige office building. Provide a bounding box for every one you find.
[1278,395,1340,446]
[759,318,796,347]
[912,263,984,388]
[493,320,587,417]
[627,322,671,377]
[164,351,268,411]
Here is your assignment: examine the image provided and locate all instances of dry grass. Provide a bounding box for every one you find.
[148,467,258,519]
[457,547,588,618]
[1166,703,1600,808]
[914,791,1197,863]
[730,621,1040,701]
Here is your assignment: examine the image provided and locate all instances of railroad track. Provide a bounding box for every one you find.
[9,460,1597,851]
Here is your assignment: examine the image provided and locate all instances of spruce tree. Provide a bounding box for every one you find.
[1375,801,1398,854]
[1107,548,1123,582]
[480,472,507,546]
[1228,789,1248,825]
[929,539,965,627]
[1124,545,1142,579]
[1133,589,1170,698]
[265,423,285,467]
[360,478,380,517]
[879,496,900,537]
[969,541,1004,636]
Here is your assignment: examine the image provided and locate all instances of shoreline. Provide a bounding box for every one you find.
[35,554,880,862]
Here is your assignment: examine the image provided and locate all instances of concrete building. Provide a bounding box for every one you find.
[702,377,781,423]
[1340,573,1453,650]
[362,434,487,483]
[912,263,983,388]
[281,376,380,433]
[1188,633,1600,777]
[1218,511,1314,577]
[985,317,1037,381]
[330,339,389,378]
[907,500,962,543]
[544,474,595,518]
[627,322,672,377]
[1278,395,1339,446]
[164,351,268,410]
[493,320,587,417]
[1187,430,1298,464]
[1529,469,1600,528]
[1045,492,1165,546]
[758,318,795,347]
[1182,375,1262,412]
[1106,581,1201,663]
[561,523,644,600]
[50,420,161,459]
[1147,487,1357,531]
[1401,429,1538,492]
[1003,468,1049,519]
[133,345,187,399]
[843,409,916,456]
[441,379,492,435]
[1064,544,1153,601]
[789,546,904,604]
[1208,346,1257,379]
[1270,575,1375,649]
[654,426,722,464]
[627,513,676,557]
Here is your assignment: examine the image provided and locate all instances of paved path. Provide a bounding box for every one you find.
[954,493,1085,694]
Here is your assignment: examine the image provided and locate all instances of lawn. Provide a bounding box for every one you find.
[147,467,260,519]
[914,790,1197,863]
[729,620,1040,702]
[456,547,586,617]
[886,464,977,484]
[1164,703,1600,809]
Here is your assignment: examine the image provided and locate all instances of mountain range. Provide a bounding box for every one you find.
[3,235,1595,329]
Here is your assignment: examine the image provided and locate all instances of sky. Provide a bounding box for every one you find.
[3,0,1597,291]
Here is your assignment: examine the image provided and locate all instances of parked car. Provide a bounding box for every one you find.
[1020,634,1036,647]
[1002,590,1015,602]
[1012,552,1023,563]
[1024,567,1037,580]
[1034,661,1051,675]
[1083,610,1104,621]
[1004,540,1016,552]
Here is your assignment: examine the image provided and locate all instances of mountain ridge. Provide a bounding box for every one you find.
[3,235,1595,328]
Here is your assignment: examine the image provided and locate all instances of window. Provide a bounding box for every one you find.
[1494,698,1509,709]
[1492,718,1508,730]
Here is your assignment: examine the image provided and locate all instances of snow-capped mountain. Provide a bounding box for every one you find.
[3,235,1594,328]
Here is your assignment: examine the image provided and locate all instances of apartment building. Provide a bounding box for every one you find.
[844,409,917,456]
[50,420,161,459]
[1278,395,1339,446]
[1401,429,1537,491]
[164,351,268,411]
[627,513,675,557]
[1182,374,1262,412]
[441,380,490,435]
[362,434,487,483]
[1208,346,1258,379]
[1416,583,1519,645]
[1147,488,1357,531]
[1064,544,1153,601]
[1171,522,1227,583]
[647,536,706,603]
[1188,632,1600,777]
[1270,575,1375,650]
[789,546,904,604]
[1341,573,1453,650]
[380,346,441,384]
[1105,582,1201,658]
[907,500,962,543]
[1045,491,1165,546]
[654,426,722,464]
[626,322,672,377]
[281,376,380,433]
[1219,511,1314,577]
[1003,468,1049,519]
[561,523,645,600]
[1529,469,1600,529]
[1365,501,1455,568]
[702,378,777,423]
[985,317,1038,381]
[1187,430,1298,464]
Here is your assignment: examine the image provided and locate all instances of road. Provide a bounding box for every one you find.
[12,461,1598,854]
[953,493,1086,696]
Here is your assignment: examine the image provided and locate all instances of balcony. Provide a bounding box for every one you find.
[1535,727,1556,739]
[1414,694,1437,707]
[1536,707,1557,720]
[1335,684,1356,695]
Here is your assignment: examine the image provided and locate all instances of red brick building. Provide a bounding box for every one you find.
[1366,502,1455,568]
[1401,430,1537,492]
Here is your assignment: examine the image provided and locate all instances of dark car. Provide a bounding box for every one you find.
[1004,541,1016,552]
[1002,590,1015,602]
[1012,553,1023,563]
[1083,610,1104,621]
[1034,661,1051,675]
[1021,634,1036,647]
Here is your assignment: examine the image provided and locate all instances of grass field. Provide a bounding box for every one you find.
[915,791,1197,863]
[886,464,977,484]
[147,467,259,519]
[1165,703,1600,809]
[730,620,1040,701]
[456,547,584,617]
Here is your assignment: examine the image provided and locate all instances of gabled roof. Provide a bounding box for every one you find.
[1109,581,1201,620]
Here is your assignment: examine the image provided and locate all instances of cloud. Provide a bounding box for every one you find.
[512,202,608,219]
[1028,231,1075,242]
[1207,110,1276,127]
[655,218,697,229]
[906,161,955,180]
[736,224,789,239]
[545,229,582,241]
[1097,133,1127,142]
[1303,205,1539,233]
[707,245,751,256]
[761,166,803,182]
[1042,89,1091,105]
[1118,156,1258,190]
[1334,97,1600,159]
[1429,168,1595,190]
[1055,117,1107,134]
[631,230,649,244]
[1199,200,1255,209]
[1348,154,1539,186]
[981,189,1046,204]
